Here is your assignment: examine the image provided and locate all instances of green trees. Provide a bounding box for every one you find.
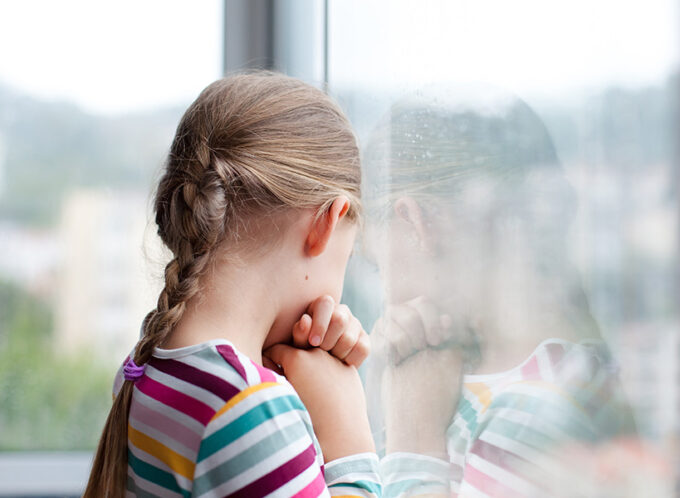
[0,280,112,450]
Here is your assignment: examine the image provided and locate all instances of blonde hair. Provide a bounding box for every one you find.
[84,71,361,497]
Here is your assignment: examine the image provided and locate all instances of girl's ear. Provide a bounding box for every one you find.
[394,196,434,252]
[305,196,350,257]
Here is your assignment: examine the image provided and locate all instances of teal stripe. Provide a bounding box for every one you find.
[455,396,479,435]
[329,479,382,495]
[198,394,305,461]
[384,478,437,496]
[380,456,448,477]
[489,391,596,441]
[484,415,584,453]
[193,418,308,495]
[127,474,164,498]
[128,450,190,498]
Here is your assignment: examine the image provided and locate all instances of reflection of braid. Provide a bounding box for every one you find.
[134,137,228,365]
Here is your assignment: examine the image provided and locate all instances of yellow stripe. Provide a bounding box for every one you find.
[128,424,195,480]
[465,382,493,412]
[210,381,280,422]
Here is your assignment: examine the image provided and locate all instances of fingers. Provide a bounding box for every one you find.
[404,296,446,347]
[263,343,298,371]
[307,295,334,347]
[343,330,371,368]
[373,296,471,365]
[320,304,351,351]
[302,296,371,367]
[292,313,312,348]
[328,313,361,360]
[385,305,424,362]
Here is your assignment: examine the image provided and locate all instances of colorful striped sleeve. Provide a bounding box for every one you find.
[325,453,382,497]
[191,380,382,497]
[379,453,450,497]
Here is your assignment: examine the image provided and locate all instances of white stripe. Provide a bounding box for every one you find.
[128,441,192,491]
[326,471,381,486]
[202,382,294,436]
[128,413,197,461]
[145,364,225,410]
[133,388,205,435]
[266,460,323,498]
[195,429,313,498]
[195,409,305,474]
[224,344,262,385]
[175,352,249,392]
[460,387,488,415]
[127,455,186,498]
[491,406,574,444]
[457,478,492,498]
[241,356,262,385]
[477,430,562,477]
[535,346,555,383]
[466,453,538,495]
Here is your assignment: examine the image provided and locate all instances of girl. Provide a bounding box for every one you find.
[85,72,380,497]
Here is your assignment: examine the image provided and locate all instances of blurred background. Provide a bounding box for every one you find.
[0,0,677,495]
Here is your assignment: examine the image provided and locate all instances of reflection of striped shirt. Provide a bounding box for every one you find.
[379,339,635,497]
[113,339,381,497]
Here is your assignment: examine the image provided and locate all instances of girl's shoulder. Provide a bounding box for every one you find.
[153,338,286,386]
[114,339,289,402]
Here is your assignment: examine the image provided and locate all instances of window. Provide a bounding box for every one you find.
[0,1,222,495]
[330,0,679,494]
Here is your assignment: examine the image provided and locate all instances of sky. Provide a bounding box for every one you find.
[0,0,223,115]
[0,0,678,115]
[330,0,680,98]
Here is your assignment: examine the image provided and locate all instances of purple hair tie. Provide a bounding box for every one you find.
[123,357,146,382]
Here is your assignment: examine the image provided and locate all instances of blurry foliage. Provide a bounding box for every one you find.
[0,83,182,226]
[0,280,112,450]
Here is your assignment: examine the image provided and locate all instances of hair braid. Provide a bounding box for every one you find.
[135,141,228,363]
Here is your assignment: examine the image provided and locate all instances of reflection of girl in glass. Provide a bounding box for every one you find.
[364,87,636,497]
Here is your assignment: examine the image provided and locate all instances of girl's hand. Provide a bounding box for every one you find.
[292,295,370,368]
[371,296,467,458]
[372,295,476,365]
[263,344,375,463]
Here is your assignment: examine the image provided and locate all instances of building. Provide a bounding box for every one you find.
[54,189,165,364]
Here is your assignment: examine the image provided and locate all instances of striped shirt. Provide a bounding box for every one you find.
[379,339,636,497]
[114,339,382,497]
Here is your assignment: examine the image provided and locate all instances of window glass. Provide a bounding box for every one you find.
[330,0,679,494]
[0,0,222,455]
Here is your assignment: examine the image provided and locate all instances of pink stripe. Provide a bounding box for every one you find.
[230,443,318,497]
[129,396,202,454]
[520,355,540,380]
[469,439,546,491]
[291,470,325,497]
[463,463,523,498]
[216,344,248,382]
[254,362,277,383]
[135,375,214,425]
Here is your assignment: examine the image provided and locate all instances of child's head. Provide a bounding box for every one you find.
[363,85,575,307]
[85,71,361,496]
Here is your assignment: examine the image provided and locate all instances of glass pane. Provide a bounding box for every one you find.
[330,0,679,495]
[0,0,221,488]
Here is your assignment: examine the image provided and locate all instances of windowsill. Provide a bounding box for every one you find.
[0,451,92,497]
